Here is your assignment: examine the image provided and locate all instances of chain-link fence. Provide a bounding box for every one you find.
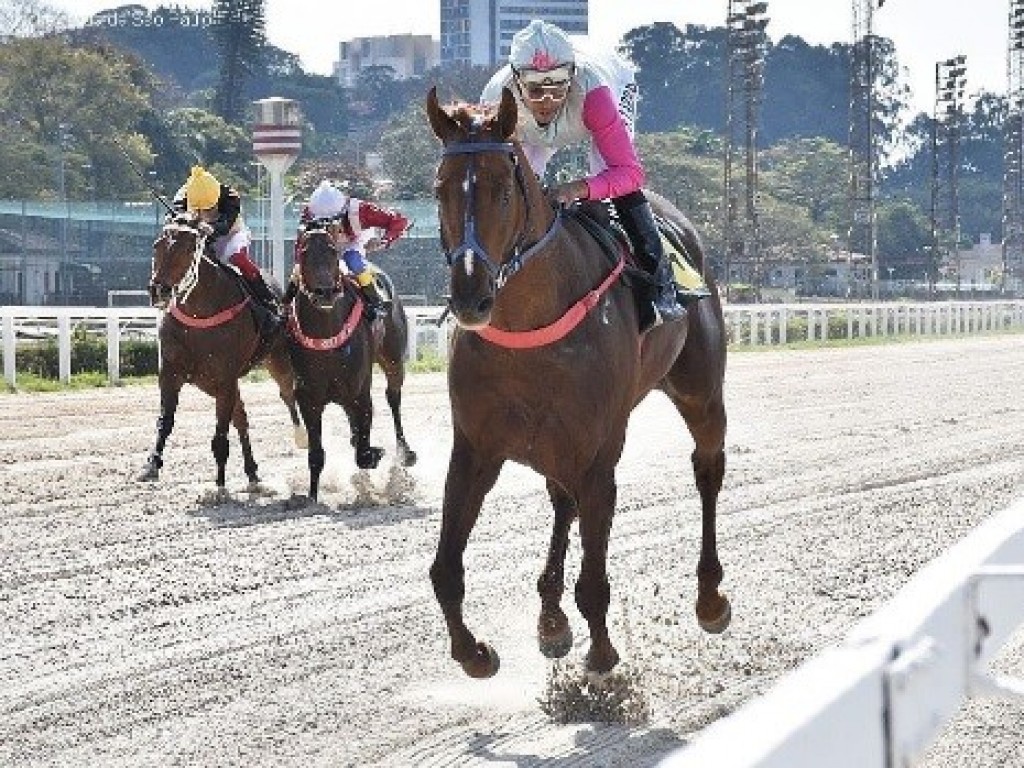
[0,199,444,306]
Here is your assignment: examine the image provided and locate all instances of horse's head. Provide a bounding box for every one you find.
[149,212,211,308]
[427,86,548,329]
[295,224,342,310]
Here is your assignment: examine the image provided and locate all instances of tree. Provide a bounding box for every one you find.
[0,0,67,37]
[378,102,445,199]
[210,0,267,124]
[0,36,153,199]
[760,137,848,229]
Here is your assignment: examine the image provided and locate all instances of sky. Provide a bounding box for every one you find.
[51,0,1009,116]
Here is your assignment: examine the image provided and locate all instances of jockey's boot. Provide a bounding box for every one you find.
[619,200,686,326]
[356,272,390,321]
[245,274,283,336]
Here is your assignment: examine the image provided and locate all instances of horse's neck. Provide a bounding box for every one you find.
[178,258,243,313]
[296,281,359,335]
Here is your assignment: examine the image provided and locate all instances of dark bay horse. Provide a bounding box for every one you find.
[426,87,731,678]
[141,212,305,488]
[289,224,417,500]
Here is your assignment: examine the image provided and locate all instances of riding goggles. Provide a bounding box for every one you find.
[515,66,573,102]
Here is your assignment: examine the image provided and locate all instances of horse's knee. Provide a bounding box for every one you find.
[211,433,229,464]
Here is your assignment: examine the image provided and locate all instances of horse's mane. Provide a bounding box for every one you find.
[442,101,499,133]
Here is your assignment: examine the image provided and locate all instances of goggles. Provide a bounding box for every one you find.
[515,66,573,102]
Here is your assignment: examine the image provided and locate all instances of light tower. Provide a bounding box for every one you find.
[1003,0,1024,295]
[724,0,769,301]
[932,56,967,295]
[252,97,302,285]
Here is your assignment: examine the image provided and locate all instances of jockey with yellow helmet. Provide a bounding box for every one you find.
[171,166,281,334]
[481,19,696,326]
[291,180,410,319]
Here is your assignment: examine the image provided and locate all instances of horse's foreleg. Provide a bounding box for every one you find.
[211,387,237,487]
[230,399,259,486]
[139,374,182,481]
[343,390,383,469]
[575,466,620,675]
[537,481,576,659]
[430,431,504,678]
[297,396,325,501]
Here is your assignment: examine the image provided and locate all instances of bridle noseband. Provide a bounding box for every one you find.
[441,137,562,292]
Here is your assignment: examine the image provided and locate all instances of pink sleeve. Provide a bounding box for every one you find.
[581,85,645,200]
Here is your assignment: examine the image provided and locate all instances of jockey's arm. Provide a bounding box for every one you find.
[580,85,645,200]
[355,201,409,247]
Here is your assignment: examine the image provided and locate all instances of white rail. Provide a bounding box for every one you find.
[660,498,1024,768]
[2,300,1022,387]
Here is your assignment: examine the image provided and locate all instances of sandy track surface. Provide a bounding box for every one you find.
[2,336,1024,767]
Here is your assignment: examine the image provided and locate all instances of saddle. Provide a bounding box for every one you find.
[570,201,709,309]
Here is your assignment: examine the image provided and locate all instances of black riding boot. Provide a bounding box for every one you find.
[618,201,686,325]
[245,274,283,335]
[359,278,390,321]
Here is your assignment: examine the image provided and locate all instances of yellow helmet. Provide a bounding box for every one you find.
[184,165,220,211]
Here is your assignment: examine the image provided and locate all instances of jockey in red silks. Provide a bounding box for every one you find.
[172,165,281,334]
[481,19,702,326]
[291,180,410,318]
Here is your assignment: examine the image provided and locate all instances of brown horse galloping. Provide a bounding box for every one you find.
[141,212,304,488]
[426,87,731,678]
[289,225,417,501]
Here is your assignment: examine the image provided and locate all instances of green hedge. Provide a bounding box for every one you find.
[7,331,158,378]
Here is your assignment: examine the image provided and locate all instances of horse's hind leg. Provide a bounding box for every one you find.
[343,390,383,469]
[380,359,417,466]
[429,429,504,678]
[139,373,183,481]
[266,342,306,448]
[537,480,576,659]
[669,390,731,634]
[230,398,260,487]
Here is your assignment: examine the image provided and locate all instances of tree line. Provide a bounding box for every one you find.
[0,1,1012,280]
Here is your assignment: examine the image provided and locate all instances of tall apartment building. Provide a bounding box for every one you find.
[336,34,440,88]
[440,0,589,68]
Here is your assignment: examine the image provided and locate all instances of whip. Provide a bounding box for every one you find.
[112,138,176,215]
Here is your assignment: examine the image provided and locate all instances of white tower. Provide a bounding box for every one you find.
[252,97,301,285]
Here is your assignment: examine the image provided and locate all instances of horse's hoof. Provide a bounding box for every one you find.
[697,595,732,635]
[460,642,500,679]
[584,645,620,677]
[137,464,159,482]
[293,426,309,450]
[356,446,384,469]
[538,613,573,659]
[400,448,418,467]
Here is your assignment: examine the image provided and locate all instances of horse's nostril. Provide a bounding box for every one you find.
[477,296,494,315]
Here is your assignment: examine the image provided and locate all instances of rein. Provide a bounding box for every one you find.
[161,222,253,329]
[441,137,622,349]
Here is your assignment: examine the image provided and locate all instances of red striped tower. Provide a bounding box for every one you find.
[253,98,302,284]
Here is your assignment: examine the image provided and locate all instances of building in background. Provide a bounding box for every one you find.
[440,0,589,68]
[336,34,440,88]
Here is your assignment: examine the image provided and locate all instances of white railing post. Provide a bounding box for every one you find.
[2,313,14,388]
[57,314,71,384]
[107,315,121,384]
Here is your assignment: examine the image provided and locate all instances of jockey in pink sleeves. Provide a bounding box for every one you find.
[481,19,690,323]
[292,180,410,318]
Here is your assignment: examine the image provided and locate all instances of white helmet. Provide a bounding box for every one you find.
[509,19,575,73]
[307,180,348,219]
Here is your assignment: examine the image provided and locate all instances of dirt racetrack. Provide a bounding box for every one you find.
[2,334,1024,767]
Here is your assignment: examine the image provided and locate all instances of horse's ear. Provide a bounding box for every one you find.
[496,87,518,140]
[426,86,459,143]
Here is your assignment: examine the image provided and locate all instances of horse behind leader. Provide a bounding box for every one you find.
[288,224,417,501]
[141,212,305,488]
[426,87,730,679]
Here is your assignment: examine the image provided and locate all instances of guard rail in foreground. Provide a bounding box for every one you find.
[2,300,1023,386]
[660,498,1024,768]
